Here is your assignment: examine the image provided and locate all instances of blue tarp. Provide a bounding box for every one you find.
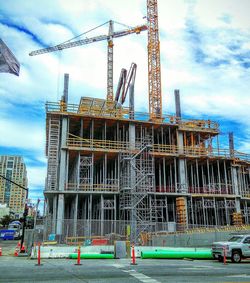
[0,229,15,240]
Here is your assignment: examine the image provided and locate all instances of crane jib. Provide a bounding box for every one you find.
[29,25,147,56]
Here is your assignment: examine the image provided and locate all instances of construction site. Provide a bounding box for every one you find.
[29,0,250,244]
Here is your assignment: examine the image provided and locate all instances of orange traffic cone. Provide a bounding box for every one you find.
[0,247,2,256]
[17,241,21,248]
[14,247,19,257]
[20,244,26,253]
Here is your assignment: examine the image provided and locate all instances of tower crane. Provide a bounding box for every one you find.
[147,0,162,120]
[29,21,147,101]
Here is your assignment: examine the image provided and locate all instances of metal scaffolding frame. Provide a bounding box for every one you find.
[119,134,155,243]
[46,117,60,191]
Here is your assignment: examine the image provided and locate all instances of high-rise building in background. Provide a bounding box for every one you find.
[0,156,27,217]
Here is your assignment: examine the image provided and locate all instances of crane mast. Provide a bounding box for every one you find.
[147,0,162,120]
[107,21,114,101]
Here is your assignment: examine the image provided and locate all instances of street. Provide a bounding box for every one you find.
[0,239,19,256]
[1,255,250,282]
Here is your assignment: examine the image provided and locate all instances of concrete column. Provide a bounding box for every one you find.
[129,123,136,243]
[175,89,181,118]
[56,115,68,235]
[129,124,136,148]
[58,117,68,192]
[232,167,239,195]
[101,195,104,236]
[232,166,241,213]
[88,195,92,237]
[114,195,117,233]
[56,194,64,235]
[63,73,69,103]
[52,195,57,233]
[229,132,234,157]
[73,194,78,237]
[177,130,187,194]
[175,90,188,228]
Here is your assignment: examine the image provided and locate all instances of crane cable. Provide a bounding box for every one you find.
[56,20,135,46]
[60,21,110,44]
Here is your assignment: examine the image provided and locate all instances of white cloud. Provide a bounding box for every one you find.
[27,166,46,188]
[0,118,45,151]
[0,0,250,201]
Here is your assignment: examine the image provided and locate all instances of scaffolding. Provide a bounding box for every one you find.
[119,134,155,243]
[46,117,60,191]
[44,97,250,243]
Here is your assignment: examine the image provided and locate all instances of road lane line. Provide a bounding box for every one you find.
[226,274,250,278]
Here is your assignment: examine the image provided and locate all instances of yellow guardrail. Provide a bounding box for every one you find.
[66,183,119,192]
[46,101,219,131]
[67,133,130,151]
[65,134,250,163]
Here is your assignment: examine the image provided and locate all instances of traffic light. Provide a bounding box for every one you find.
[23,204,29,217]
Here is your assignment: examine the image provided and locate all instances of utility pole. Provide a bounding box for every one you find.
[0,174,28,252]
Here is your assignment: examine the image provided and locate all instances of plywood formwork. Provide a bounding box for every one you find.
[44,96,250,243]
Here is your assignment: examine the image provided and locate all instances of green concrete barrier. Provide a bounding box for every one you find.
[141,249,212,259]
[68,253,114,259]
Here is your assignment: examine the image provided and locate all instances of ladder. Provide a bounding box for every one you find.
[47,117,60,191]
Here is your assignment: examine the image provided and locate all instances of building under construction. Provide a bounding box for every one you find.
[33,1,250,243]
[43,91,250,242]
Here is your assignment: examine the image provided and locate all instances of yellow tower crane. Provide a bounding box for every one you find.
[29,21,147,101]
[147,0,162,120]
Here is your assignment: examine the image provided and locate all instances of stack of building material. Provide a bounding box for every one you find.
[176,197,187,231]
[232,212,243,226]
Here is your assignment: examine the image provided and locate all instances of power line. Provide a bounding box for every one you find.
[0,174,28,192]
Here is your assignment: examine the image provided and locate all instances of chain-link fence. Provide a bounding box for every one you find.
[28,218,250,250]
[31,218,174,245]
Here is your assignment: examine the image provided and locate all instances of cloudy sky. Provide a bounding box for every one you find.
[0,0,250,204]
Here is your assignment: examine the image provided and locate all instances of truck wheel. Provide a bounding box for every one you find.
[218,256,223,262]
[231,251,241,263]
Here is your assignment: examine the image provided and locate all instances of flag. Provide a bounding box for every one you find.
[0,39,20,76]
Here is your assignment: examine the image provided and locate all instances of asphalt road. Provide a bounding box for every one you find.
[0,239,19,256]
[1,256,250,282]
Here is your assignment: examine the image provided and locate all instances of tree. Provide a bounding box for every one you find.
[0,215,12,227]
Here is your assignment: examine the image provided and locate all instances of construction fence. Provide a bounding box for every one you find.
[37,218,171,245]
[29,218,250,248]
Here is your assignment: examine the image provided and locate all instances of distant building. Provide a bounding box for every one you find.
[0,156,27,217]
[0,203,10,219]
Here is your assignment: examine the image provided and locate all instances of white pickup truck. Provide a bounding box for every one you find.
[212,234,250,263]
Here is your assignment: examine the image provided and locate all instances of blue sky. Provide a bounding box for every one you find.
[0,0,250,206]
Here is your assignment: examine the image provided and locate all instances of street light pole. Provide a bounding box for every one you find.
[0,174,29,252]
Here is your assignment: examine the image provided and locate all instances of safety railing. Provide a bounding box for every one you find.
[67,133,131,151]
[65,134,250,163]
[189,184,234,195]
[153,144,179,154]
[234,150,250,163]
[178,119,218,132]
[153,144,250,162]
[46,101,219,131]
[66,182,119,193]
[155,186,176,193]
[241,189,250,198]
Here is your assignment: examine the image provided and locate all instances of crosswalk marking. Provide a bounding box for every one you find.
[112,264,160,283]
